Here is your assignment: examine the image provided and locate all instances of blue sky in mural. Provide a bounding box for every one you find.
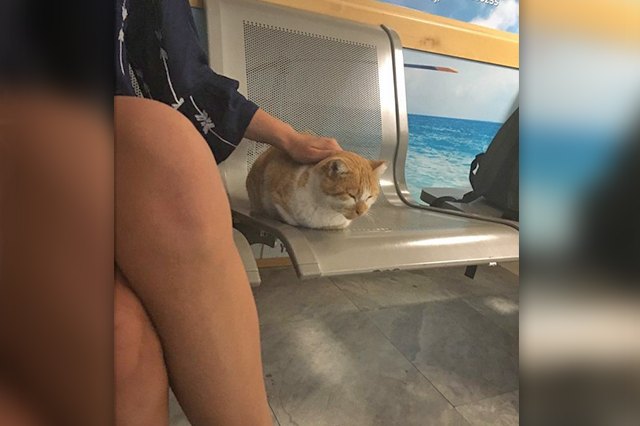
[380,0,519,33]
[403,49,518,122]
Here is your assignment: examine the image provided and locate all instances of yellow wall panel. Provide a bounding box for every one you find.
[190,0,519,68]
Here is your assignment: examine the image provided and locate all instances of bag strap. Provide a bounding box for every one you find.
[431,190,481,208]
[431,154,482,207]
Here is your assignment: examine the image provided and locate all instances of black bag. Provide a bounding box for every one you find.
[432,108,519,221]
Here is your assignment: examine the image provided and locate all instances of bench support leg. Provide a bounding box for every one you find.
[233,220,276,247]
[464,265,477,280]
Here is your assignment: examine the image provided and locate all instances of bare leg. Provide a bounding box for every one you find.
[0,382,45,426]
[0,90,112,425]
[115,270,168,426]
[114,97,271,426]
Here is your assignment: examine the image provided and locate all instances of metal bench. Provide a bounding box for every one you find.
[206,0,519,279]
[233,229,261,286]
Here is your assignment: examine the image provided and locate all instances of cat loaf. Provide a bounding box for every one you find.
[246,147,387,230]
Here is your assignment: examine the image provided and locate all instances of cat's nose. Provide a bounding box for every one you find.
[355,201,366,216]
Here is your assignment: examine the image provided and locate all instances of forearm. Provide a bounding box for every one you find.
[243,107,341,163]
[243,108,298,152]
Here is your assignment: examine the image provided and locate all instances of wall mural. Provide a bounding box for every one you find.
[379,0,519,33]
[402,49,518,199]
[377,1,519,200]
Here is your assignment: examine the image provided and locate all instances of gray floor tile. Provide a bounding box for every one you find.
[461,292,519,338]
[457,391,519,426]
[253,267,359,325]
[330,266,518,312]
[435,297,518,357]
[169,390,190,426]
[407,265,519,298]
[330,270,464,310]
[261,311,468,426]
[369,300,518,406]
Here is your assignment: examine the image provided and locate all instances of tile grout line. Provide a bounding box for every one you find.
[454,388,519,408]
[268,403,281,426]
[364,300,518,409]
[455,407,477,426]
[326,276,368,312]
[362,309,461,410]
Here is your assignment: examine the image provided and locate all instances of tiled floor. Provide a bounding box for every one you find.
[170,264,519,425]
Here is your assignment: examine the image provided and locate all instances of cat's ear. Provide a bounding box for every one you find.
[322,159,349,177]
[370,160,388,177]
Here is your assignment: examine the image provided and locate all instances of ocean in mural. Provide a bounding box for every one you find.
[404,114,502,201]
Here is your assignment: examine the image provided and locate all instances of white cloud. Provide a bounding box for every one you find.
[470,0,519,32]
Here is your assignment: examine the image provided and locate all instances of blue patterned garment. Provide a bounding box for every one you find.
[115,0,259,163]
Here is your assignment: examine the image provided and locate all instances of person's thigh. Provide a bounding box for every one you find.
[0,91,112,425]
[114,96,270,426]
[115,270,168,426]
[114,96,233,272]
[0,382,45,426]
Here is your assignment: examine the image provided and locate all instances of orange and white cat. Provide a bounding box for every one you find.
[247,147,386,229]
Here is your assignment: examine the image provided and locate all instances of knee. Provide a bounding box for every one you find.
[114,280,165,386]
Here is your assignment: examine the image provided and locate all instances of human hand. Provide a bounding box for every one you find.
[244,109,342,163]
[281,131,343,164]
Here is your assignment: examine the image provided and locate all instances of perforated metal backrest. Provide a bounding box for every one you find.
[243,21,383,170]
[206,0,400,202]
